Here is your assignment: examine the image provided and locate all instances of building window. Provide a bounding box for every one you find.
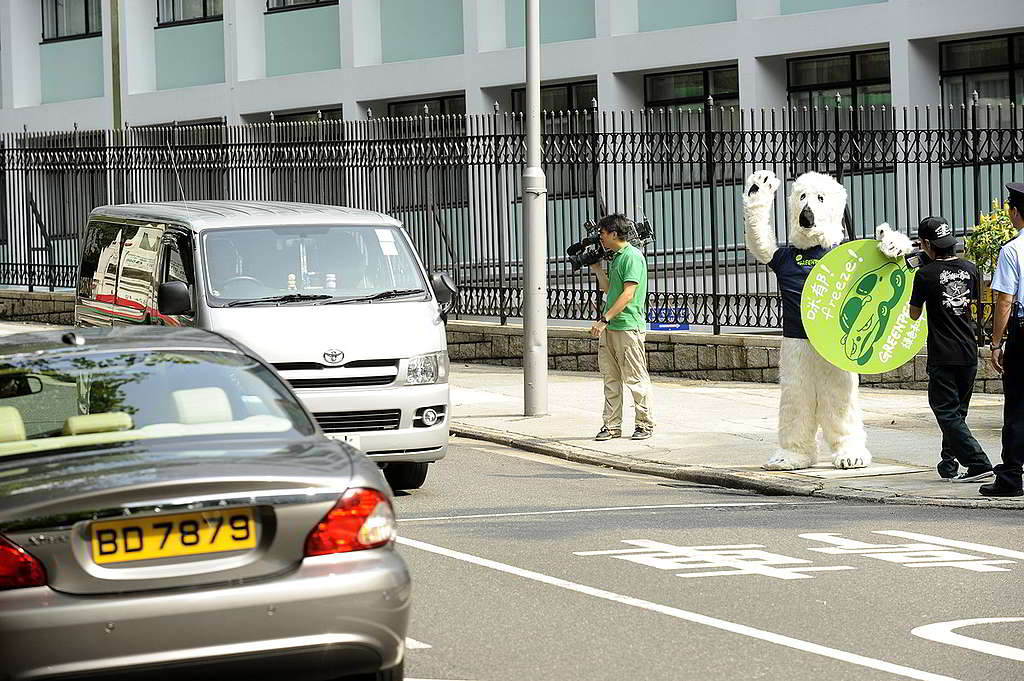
[511,80,598,114]
[387,96,465,118]
[787,49,891,114]
[644,66,740,188]
[266,0,338,11]
[646,66,739,112]
[42,0,102,41]
[941,33,1024,127]
[382,96,467,209]
[157,0,223,26]
[271,107,343,123]
[510,81,598,200]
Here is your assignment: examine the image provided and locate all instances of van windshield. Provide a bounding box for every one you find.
[202,225,428,306]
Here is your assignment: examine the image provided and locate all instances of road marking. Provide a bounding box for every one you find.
[398,501,835,523]
[576,539,857,580]
[912,618,1024,662]
[877,531,1024,560]
[406,637,432,649]
[397,536,961,681]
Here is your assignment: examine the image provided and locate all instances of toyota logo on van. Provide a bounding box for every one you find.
[323,349,345,365]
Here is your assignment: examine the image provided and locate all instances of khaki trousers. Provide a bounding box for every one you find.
[597,328,654,432]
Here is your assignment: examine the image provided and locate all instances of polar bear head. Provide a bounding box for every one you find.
[787,171,847,251]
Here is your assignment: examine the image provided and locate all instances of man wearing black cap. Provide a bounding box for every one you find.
[909,217,993,482]
[983,182,1024,497]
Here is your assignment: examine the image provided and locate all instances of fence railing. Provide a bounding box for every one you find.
[1,102,1021,335]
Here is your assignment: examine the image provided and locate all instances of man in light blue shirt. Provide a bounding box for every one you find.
[983,182,1024,497]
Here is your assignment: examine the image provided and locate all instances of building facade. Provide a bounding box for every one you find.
[0,0,1021,132]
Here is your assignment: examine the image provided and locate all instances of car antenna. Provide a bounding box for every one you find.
[166,137,193,223]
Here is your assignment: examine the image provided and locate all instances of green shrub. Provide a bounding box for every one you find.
[965,200,1018,278]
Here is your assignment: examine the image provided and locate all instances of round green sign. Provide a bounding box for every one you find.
[800,239,927,374]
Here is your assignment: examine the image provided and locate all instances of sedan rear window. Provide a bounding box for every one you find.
[0,349,314,458]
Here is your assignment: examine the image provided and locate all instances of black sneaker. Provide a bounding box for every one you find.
[951,467,994,483]
[937,462,959,480]
[979,482,1024,497]
[595,428,620,441]
[631,427,653,440]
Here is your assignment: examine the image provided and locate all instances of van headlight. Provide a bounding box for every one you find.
[407,352,449,385]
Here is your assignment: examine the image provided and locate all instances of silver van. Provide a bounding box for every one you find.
[74,201,456,490]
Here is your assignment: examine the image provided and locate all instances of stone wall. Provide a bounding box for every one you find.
[446,321,1004,394]
[0,291,75,324]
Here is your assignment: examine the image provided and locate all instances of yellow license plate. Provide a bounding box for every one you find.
[90,508,258,565]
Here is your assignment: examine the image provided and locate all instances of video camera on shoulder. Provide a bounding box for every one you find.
[565,217,655,271]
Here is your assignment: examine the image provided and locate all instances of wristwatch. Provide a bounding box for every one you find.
[991,343,1003,352]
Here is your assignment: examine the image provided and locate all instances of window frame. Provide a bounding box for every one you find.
[156,0,224,29]
[786,49,891,111]
[939,32,1024,109]
[269,107,343,123]
[644,66,739,110]
[386,95,465,118]
[510,80,598,114]
[643,66,741,192]
[265,0,339,14]
[41,0,103,43]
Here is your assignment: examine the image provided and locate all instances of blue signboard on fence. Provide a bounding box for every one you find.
[649,306,689,331]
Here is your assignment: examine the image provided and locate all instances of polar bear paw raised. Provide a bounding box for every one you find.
[744,170,780,208]
[876,223,914,260]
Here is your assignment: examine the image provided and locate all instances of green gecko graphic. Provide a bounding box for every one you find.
[838,264,907,366]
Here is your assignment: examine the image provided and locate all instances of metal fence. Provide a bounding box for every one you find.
[1,101,1022,333]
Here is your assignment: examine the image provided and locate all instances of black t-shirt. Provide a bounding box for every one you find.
[769,245,830,338]
[909,258,981,366]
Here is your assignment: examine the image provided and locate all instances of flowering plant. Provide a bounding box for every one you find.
[965,200,1018,278]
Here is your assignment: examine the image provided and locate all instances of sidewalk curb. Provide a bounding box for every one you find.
[451,422,1024,511]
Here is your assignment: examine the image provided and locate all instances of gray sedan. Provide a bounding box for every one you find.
[0,327,409,680]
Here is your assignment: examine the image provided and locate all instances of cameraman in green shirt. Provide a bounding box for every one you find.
[588,214,654,441]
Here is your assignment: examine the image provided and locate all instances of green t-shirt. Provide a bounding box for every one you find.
[603,243,648,330]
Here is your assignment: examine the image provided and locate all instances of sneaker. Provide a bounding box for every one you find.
[951,467,994,483]
[631,427,653,440]
[595,428,620,441]
[979,482,1024,497]
[937,462,959,480]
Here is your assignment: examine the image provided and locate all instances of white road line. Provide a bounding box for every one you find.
[396,536,961,681]
[911,618,1024,662]
[876,531,1024,560]
[398,501,835,523]
[406,637,432,649]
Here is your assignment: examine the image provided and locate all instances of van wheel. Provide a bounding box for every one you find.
[384,462,428,490]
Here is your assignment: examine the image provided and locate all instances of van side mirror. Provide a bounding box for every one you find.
[158,281,192,316]
[429,272,458,309]
[0,375,42,398]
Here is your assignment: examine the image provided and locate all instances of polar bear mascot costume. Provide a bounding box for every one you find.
[743,169,912,471]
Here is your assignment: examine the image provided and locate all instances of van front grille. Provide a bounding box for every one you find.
[273,360,398,371]
[314,409,402,433]
[289,376,394,389]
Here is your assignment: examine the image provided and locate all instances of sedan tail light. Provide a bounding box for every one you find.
[304,488,396,556]
[0,534,47,590]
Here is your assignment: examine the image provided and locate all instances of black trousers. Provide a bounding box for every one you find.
[927,364,991,474]
[995,326,1024,492]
